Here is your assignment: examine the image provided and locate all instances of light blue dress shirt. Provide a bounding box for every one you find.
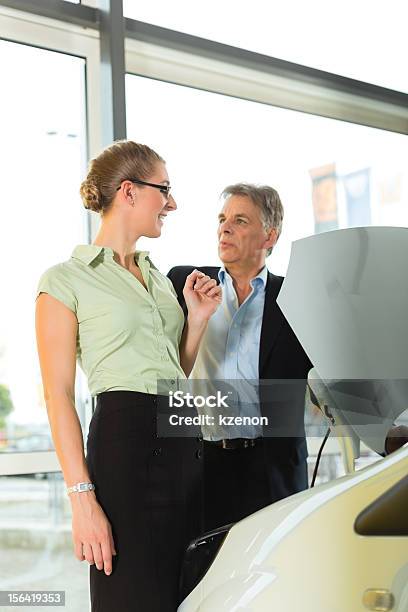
[190,265,268,440]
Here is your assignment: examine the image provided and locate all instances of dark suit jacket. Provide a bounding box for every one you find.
[168,265,313,502]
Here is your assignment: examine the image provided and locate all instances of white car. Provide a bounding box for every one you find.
[179,443,408,611]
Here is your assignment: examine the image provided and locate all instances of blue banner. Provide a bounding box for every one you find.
[343,168,371,227]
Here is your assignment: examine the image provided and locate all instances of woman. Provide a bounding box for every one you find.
[35,140,221,611]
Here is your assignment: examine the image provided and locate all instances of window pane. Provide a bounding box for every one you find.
[0,41,88,453]
[125,74,408,275]
[0,473,87,609]
[124,0,408,93]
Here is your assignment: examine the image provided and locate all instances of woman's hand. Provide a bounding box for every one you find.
[71,492,117,576]
[179,271,222,375]
[183,270,222,322]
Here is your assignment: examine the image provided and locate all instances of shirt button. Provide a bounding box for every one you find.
[195,449,202,460]
[170,380,175,385]
[153,448,162,456]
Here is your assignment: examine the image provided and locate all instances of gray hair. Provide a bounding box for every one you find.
[221,183,284,256]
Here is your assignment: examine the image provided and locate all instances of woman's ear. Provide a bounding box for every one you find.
[121,181,135,206]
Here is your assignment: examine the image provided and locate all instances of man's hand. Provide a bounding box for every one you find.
[385,425,408,455]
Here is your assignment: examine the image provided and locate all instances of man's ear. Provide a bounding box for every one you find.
[263,228,278,251]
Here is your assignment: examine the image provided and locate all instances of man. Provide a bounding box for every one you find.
[168,183,313,531]
[170,193,408,532]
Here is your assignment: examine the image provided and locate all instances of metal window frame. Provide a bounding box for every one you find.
[0,0,98,29]
[99,0,126,143]
[124,36,408,134]
[1,0,408,134]
[124,18,408,108]
[0,5,101,476]
[0,452,60,476]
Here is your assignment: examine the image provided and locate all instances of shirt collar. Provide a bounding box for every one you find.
[71,245,107,265]
[218,265,268,290]
[71,245,150,266]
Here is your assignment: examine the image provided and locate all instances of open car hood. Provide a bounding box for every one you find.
[277,227,408,455]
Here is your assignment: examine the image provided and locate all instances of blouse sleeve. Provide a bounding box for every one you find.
[166,276,179,300]
[36,264,77,314]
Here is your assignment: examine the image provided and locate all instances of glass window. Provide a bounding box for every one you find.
[0,473,87,609]
[125,75,408,275]
[124,0,408,93]
[0,40,88,453]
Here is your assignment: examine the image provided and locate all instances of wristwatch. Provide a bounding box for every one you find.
[66,482,95,495]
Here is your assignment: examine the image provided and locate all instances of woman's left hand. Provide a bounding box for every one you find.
[183,270,222,322]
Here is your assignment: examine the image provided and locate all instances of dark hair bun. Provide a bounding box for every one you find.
[80,179,102,212]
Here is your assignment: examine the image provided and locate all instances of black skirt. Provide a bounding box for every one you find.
[85,390,203,612]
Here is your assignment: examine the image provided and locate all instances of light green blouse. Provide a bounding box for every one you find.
[36,245,186,396]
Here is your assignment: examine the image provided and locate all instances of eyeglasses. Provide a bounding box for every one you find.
[116,178,171,200]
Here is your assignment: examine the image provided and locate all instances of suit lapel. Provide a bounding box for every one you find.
[259,272,285,376]
[202,267,220,281]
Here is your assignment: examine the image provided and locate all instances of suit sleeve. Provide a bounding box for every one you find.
[167,266,194,316]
